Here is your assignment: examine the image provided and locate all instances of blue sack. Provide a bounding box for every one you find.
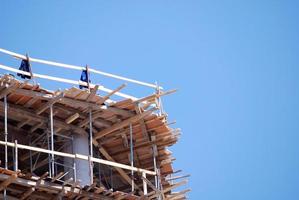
[17,59,31,79]
[80,69,91,89]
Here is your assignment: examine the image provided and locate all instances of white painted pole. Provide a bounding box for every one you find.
[142,172,148,195]
[0,63,138,100]
[0,48,162,89]
[0,140,156,175]
[14,140,18,171]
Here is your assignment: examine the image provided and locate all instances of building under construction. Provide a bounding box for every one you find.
[0,48,189,200]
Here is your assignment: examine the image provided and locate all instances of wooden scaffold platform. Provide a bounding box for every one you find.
[0,48,190,200]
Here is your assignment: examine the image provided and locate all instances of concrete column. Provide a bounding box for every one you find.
[64,134,91,186]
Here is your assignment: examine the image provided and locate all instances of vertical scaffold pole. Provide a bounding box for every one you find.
[89,108,93,184]
[142,171,148,195]
[72,135,77,182]
[155,82,162,116]
[4,95,8,170]
[50,104,55,177]
[129,123,134,192]
[47,130,51,177]
[153,146,158,188]
[4,95,8,200]
[29,137,33,173]
[14,140,18,171]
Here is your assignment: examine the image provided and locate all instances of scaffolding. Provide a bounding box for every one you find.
[0,48,190,200]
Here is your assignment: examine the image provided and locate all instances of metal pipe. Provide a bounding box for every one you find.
[14,140,18,171]
[0,47,163,89]
[47,131,51,177]
[89,108,93,184]
[0,140,156,175]
[142,172,148,195]
[153,154,158,189]
[4,95,7,200]
[54,133,73,140]
[29,137,33,173]
[72,136,77,182]
[129,123,134,192]
[4,95,8,170]
[50,104,55,177]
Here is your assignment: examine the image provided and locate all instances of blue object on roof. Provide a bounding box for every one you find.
[17,59,31,79]
[80,69,90,89]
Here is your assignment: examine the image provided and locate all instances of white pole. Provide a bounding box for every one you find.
[0,140,156,175]
[0,48,162,89]
[142,172,148,195]
[14,140,18,171]
[0,64,138,100]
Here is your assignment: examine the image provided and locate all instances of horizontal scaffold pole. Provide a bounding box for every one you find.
[0,63,138,100]
[0,140,156,176]
[0,48,162,89]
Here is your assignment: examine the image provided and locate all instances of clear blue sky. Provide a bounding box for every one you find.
[1,1,299,199]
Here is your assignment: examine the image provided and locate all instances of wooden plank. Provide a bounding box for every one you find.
[24,97,39,108]
[13,88,134,117]
[108,107,135,118]
[17,118,31,129]
[166,189,191,200]
[51,172,64,182]
[19,187,35,200]
[15,83,39,105]
[0,101,87,135]
[148,180,187,199]
[98,147,140,190]
[135,89,177,105]
[35,92,64,115]
[65,113,80,124]
[29,122,43,133]
[0,173,18,191]
[135,103,149,138]
[0,63,139,100]
[87,85,99,101]
[141,176,160,195]
[94,108,156,139]
[100,84,126,103]
[165,174,190,182]
[78,111,111,128]
[0,83,19,99]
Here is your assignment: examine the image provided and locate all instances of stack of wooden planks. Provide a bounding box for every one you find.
[0,74,189,199]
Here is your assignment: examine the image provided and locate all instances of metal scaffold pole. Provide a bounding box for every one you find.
[14,140,18,171]
[129,123,134,192]
[50,104,55,177]
[89,108,93,185]
[71,135,77,182]
[4,95,8,170]
[4,95,8,199]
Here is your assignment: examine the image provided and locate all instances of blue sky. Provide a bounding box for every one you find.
[1,1,299,199]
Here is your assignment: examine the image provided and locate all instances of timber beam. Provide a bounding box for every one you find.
[0,173,18,191]
[13,88,135,117]
[94,108,157,140]
[0,100,87,135]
